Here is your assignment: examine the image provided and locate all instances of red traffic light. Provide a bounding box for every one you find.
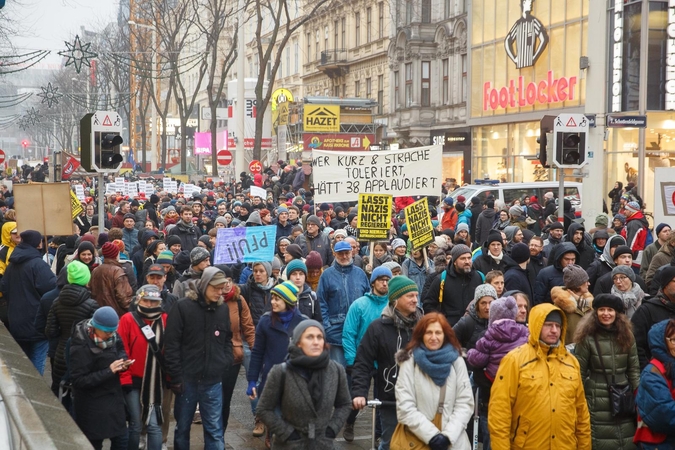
[21,140,29,148]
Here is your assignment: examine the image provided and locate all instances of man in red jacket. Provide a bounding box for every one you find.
[622,201,649,270]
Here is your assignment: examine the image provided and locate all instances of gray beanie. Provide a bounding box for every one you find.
[382,261,401,272]
[473,283,497,303]
[563,264,589,290]
[509,205,523,217]
[450,244,471,261]
[434,236,448,251]
[290,319,326,345]
[215,216,228,226]
[190,247,211,266]
[246,210,262,225]
[253,261,272,277]
[611,265,635,283]
[306,215,322,227]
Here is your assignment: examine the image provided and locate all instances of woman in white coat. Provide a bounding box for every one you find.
[395,312,474,450]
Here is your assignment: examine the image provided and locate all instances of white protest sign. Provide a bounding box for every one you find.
[250,185,267,199]
[126,182,139,198]
[311,145,443,203]
[74,185,85,201]
[105,183,116,195]
[115,177,125,193]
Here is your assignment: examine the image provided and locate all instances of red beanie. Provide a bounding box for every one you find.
[102,241,120,259]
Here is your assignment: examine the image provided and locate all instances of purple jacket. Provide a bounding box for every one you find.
[466,319,529,378]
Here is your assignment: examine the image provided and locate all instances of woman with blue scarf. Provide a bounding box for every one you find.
[395,312,474,450]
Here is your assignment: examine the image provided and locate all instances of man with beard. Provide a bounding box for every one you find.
[542,221,564,258]
[565,223,595,270]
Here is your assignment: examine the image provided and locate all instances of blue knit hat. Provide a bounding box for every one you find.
[286,259,307,276]
[271,281,300,306]
[370,266,393,284]
[91,306,119,332]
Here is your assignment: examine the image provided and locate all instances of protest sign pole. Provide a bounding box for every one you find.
[369,242,374,271]
[423,247,429,270]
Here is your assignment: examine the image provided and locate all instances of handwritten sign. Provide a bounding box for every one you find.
[405,198,435,250]
[250,185,267,199]
[70,190,83,218]
[311,145,443,203]
[74,185,85,201]
[214,225,277,264]
[357,193,392,240]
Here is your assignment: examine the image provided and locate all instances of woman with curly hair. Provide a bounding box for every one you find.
[573,294,640,450]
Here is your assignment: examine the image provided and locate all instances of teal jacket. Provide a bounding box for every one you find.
[342,292,389,366]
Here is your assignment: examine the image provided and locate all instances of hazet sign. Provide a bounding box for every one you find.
[303,105,340,132]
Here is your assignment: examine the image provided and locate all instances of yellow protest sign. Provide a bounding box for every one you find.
[303,104,340,132]
[357,193,392,240]
[70,189,84,219]
[405,198,434,250]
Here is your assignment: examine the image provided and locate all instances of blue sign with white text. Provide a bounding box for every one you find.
[214,226,277,264]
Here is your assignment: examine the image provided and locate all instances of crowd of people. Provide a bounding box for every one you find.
[2,164,675,450]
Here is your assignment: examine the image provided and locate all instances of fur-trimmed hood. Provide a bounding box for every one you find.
[395,348,412,364]
[551,286,593,315]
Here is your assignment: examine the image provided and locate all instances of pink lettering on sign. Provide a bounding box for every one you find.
[482,70,577,111]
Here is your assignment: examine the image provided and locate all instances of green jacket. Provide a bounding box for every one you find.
[639,240,662,280]
[575,328,640,450]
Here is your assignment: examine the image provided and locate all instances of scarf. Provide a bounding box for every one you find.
[489,251,504,263]
[257,277,275,291]
[132,309,165,427]
[306,270,321,291]
[413,344,459,386]
[277,308,295,330]
[286,346,330,408]
[222,288,237,303]
[88,323,117,349]
[611,283,644,316]
[391,305,422,331]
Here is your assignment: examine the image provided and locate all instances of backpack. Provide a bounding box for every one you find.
[645,227,654,247]
[634,358,675,445]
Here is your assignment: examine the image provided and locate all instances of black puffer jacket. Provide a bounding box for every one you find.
[533,242,579,306]
[168,220,201,252]
[452,306,488,358]
[565,223,596,270]
[70,319,127,441]
[45,283,99,381]
[422,264,483,326]
[472,249,515,276]
[238,275,275,326]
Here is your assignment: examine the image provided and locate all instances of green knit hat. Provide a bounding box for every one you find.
[271,280,299,306]
[67,260,91,286]
[387,276,418,303]
[156,250,174,265]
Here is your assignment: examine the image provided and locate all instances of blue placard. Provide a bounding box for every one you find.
[214,226,277,264]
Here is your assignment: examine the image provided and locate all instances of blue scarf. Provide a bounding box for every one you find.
[278,308,296,330]
[412,343,459,386]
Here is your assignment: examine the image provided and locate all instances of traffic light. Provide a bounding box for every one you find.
[536,128,551,168]
[80,111,124,172]
[97,133,124,169]
[21,139,29,150]
[554,132,586,167]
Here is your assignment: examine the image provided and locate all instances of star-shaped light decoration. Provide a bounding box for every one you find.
[58,35,97,74]
[25,107,40,125]
[37,82,63,108]
[18,117,29,131]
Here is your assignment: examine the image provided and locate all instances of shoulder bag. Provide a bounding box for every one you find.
[593,334,635,417]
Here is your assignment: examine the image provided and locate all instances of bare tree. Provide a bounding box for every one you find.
[194,0,238,176]
[250,0,334,161]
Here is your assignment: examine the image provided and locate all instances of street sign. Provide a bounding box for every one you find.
[217,149,232,166]
[553,113,589,169]
[0,150,5,165]
[249,160,262,174]
[606,115,647,128]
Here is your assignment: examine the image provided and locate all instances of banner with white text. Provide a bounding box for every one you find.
[311,145,443,203]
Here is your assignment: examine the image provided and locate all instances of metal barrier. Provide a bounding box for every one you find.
[0,323,92,449]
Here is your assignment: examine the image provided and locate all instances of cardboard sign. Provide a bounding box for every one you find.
[405,198,435,250]
[357,193,392,240]
[14,183,76,235]
[311,145,443,203]
[214,225,277,264]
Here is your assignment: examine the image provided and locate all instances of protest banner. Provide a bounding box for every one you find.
[249,185,267,199]
[357,193,392,240]
[405,198,435,250]
[214,225,277,264]
[311,145,443,203]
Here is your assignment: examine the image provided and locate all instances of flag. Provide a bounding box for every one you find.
[61,153,81,180]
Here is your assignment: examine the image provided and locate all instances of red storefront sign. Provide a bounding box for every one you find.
[483,70,578,112]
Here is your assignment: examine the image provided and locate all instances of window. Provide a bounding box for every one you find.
[377,75,383,114]
[366,77,372,98]
[334,20,339,50]
[462,54,467,102]
[248,57,252,77]
[444,0,451,18]
[355,80,360,97]
[334,85,340,97]
[394,70,399,110]
[355,12,361,46]
[285,48,290,77]
[306,33,311,63]
[405,1,412,24]
[442,59,449,103]
[378,3,384,39]
[294,40,299,73]
[324,26,329,53]
[342,84,346,97]
[341,18,346,48]
[278,52,283,79]
[405,63,412,107]
[421,61,430,106]
[366,7,372,43]
[422,0,431,23]
[316,30,320,60]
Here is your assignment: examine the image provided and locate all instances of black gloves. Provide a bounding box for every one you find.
[429,433,450,450]
[288,430,301,441]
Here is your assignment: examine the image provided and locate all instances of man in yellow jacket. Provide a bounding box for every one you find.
[488,303,591,450]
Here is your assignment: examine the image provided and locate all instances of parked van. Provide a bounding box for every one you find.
[447,181,583,217]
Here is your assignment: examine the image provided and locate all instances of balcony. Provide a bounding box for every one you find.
[319,50,350,78]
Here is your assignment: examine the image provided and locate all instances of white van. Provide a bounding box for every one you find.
[447,181,583,217]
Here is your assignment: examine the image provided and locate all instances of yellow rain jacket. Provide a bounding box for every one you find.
[0,221,17,276]
[488,303,591,450]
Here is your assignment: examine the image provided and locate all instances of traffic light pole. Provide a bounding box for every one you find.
[98,173,105,234]
[558,170,565,225]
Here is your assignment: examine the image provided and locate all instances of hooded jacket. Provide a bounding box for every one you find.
[622,211,649,263]
[473,244,515,276]
[635,319,675,445]
[631,293,675,369]
[640,239,663,281]
[164,268,234,385]
[565,223,596,270]
[645,243,674,290]
[488,303,591,450]
[297,284,322,323]
[467,319,529,379]
[550,286,593,344]
[295,231,334,267]
[453,303,489,356]
[422,262,483,326]
[168,219,201,252]
[316,260,370,345]
[342,291,389,366]
[90,259,133,317]
[0,221,17,275]
[475,208,496,246]
[238,273,276,326]
[587,234,626,293]
[533,242,579,306]
[1,243,57,341]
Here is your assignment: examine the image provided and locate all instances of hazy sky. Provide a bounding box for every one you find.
[9,0,120,64]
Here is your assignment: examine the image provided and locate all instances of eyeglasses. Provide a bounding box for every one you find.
[613,276,630,282]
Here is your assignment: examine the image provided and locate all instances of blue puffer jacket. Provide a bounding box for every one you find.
[401,257,434,295]
[342,292,389,366]
[636,319,675,443]
[317,261,369,346]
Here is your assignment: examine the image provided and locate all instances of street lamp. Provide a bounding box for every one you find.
[128,19,158,172]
